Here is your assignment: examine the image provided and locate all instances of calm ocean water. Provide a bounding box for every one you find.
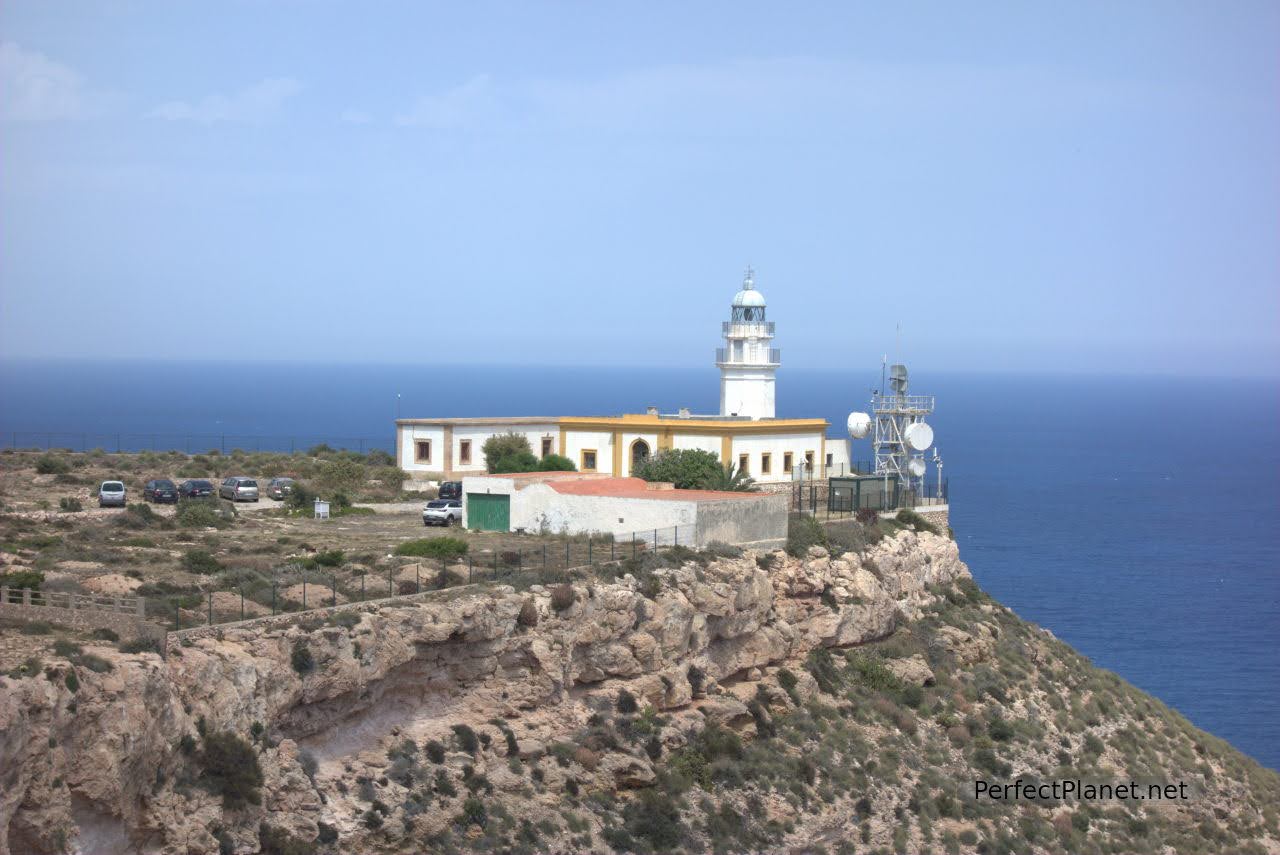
[2,360,1278,769]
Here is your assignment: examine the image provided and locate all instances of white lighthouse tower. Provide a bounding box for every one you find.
[717,267,780,420]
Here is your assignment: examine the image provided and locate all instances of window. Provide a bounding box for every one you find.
[783,452,793,474]
[804,451,814,471]
[415,440,432,463]
[459,439,472,465]
[631,439,651,470]
[825,453,833,467]
[541,437,554,457]
[761,452,771,475]
[581,449,598,471]
[738,453,749,475]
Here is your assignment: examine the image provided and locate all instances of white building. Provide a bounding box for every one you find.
[396,268,851,486]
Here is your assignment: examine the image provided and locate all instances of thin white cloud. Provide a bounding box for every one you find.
[0,41,106,121]
[340,109,372,124]
[394,75,493,128]
[150,77,302,124]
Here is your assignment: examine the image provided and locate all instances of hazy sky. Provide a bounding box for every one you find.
[1,2,1276,375]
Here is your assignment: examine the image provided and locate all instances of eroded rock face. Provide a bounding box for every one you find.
[0,530,969,855]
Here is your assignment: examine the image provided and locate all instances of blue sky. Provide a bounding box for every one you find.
[1,1,1276,375]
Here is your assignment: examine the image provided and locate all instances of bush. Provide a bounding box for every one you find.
[452,724,480,755]
[119,637,162,655]
[616,689,639,714]
[200,730,264,808]
[786,514,827,557]
[538,453,576,472]
[90,628,119,642]
[394,537,468,559]
[0,570,44,591]
[895,508,938,535]
[425,740,446,764]
[459,796,487,828]
[122,502,160,528]
[550,584,576,612]
[58,497,83,513]
[633,448,724,490]
[517,598,538,628]
[258,823,316,855]
[176,498,233,529]
[284,481,316,512]
[317,458,364,494]
[291,640,315,675]
[35,454,71,475]
[483,433,537,473]
[182,549,222,575]
[855,507,879,525]
[311,549,344,567]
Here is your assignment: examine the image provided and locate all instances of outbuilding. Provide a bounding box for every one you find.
[460,472,788,548]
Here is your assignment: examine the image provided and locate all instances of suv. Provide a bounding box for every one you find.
[98,481,127,508]
[438,481,462,501]
[423,499,462,526]
[265,477,297,500]
[143,479,179,504]
[219,477,259,502]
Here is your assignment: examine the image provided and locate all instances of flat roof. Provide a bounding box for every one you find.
[397,414,828,430]
[547,476,766,503]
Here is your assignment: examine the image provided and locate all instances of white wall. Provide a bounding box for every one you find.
[824,437,852,477]
[399,425,446,473]
[671,433,721,456]
[563,429,615,474]
[510,483,698,538]
[451,424,558,474]
[729,431,824,484]
[719,365,776,419]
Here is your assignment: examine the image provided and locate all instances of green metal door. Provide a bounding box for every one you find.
[467,493,510,531]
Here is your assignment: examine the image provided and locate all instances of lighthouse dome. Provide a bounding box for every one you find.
[731,267,766,308]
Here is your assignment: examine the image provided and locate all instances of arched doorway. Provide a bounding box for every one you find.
[630,439,651,473]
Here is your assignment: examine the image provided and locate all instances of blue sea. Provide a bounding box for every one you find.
[2,360,1278,770]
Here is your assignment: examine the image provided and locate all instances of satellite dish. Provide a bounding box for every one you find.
[847,412,872,439]
[904,421,934,451]
[907,457,927,477]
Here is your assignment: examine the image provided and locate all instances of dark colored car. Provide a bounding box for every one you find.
[143,479,179,503]
[178,479,215,498]
[266,477,297,500]
[438,481,462,501]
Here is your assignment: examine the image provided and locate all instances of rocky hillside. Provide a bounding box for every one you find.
[2,529,1277,854]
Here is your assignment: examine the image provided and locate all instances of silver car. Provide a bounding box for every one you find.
[98,481,127,508]
[423,499,462,526]
[219,477,259,502]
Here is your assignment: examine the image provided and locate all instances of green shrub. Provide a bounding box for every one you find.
[988,716,1015,742]
[181,549,222,575]
[895,508,938,535]
[36,454,71,475]
[0,570,44,591]
[121,502,160,528]
[459,796,487,828]
[452,724,480,755]
[394,537,468,559]
[517,598,538,628]
[425,740,446,763]
[291,640,315,675]
[258,822,316,855]
[58,497,83,513]
[538,453,576,472]
[311,549,344,567]
[176,498,233,529]
[633,448,724,490]
[483,433,537,473]
[284,481,316,512]
[786,514,828,557]
[53,639,82,658]
[64,671,79,692]
[199,729,264,809]
[617,689,639,714]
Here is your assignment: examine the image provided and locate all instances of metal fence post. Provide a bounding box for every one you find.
[543,544,547,571]
[303,578,307,609]
[565,541,570,567]
[674,526,677,546]
[173,601,179,631]
[240,587,245,621]
[388,566,393,597]
[360,575,365,601]
[632,532,636,558]
[332,576,338,606]
[467,555,472,583]
[272,582,277,615]
[587,537,592,566]
[208,593,212,626]
[518,549,523,573]
[416,565,420,594]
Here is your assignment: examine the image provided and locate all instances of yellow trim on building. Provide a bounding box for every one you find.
[560,414,827,436]
[612,430,622,476]
[558,427,566,457]
[580,448,598,472]
[820,436,826,479]
[721,435,732,465]
[658,429,673,451]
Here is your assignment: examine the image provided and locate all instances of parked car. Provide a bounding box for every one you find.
[438,481,463,501]
[265,477,297,500]
[219,477,259,502]
[423,499,462,526]
[97,481,127,508]
[178,479,215,498]
[142,478,179,504]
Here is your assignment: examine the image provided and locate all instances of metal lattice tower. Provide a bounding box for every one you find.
[870,364,935,495]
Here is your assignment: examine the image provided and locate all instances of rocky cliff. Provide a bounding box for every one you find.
[3,530,1278,854]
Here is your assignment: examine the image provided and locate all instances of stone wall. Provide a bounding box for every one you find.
[0,601,166,646]
[910,506,949,531]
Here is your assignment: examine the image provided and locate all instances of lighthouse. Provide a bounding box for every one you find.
[717,267,780,420]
